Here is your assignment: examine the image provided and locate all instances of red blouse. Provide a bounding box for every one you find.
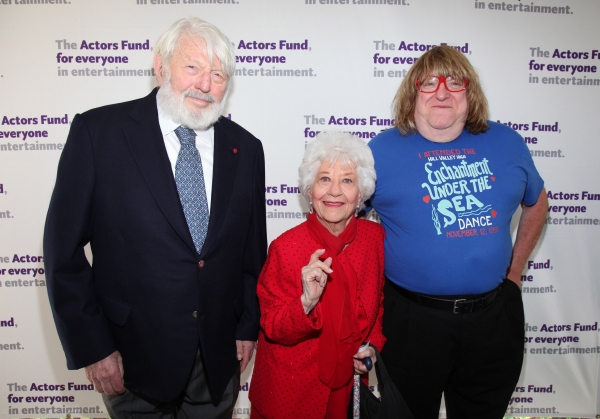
[249,219,386,418]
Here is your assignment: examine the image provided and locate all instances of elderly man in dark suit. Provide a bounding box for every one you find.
[43,17,266,419]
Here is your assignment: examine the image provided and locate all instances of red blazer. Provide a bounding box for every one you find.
[249,219,386,418]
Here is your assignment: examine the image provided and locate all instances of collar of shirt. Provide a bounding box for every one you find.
[157,104,214,213]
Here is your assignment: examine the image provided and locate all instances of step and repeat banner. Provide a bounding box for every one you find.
[1,0,599,418]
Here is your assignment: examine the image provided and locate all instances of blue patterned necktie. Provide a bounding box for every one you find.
[174,126,209,254]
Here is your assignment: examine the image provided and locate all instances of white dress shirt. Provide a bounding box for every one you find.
[157,107,214,214]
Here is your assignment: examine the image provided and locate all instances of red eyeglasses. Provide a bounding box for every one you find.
[416,76,469,93]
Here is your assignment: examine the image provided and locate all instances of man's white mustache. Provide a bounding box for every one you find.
[184,91,216,103]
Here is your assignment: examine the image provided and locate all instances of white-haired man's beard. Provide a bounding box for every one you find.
[157,74,227,130]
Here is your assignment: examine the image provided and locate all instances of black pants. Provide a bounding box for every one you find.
[381,279,524,419]
[103,348,240,419]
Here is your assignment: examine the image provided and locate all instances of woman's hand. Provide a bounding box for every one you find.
[300,249,333,314]
[353,345,377,374]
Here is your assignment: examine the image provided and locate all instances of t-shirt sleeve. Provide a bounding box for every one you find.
[515,134,545,206]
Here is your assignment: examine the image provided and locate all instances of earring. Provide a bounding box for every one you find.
[309,201,314,214]
[355,204,361,217]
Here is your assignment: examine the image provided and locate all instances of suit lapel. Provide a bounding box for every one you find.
[123,90,197,255]
[200,117,240,258]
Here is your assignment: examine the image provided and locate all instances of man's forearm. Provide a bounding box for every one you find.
[507,189,549,285]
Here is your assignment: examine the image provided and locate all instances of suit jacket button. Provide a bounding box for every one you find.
[198,260,205,268]
[192,311,198,318]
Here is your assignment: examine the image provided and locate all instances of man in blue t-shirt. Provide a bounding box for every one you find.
[368,46,548,419]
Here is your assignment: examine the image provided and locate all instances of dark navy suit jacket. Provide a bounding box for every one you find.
[44,89,267,402]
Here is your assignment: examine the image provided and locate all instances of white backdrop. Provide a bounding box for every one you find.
[1,0,599,417]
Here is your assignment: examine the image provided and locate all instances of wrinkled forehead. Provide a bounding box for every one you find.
[173,35,207,58]
[170,35,223,70]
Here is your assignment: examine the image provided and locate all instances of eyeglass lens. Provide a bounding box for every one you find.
[419,76,466,92]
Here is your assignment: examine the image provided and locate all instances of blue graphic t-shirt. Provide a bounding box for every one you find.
[368,121,544,295]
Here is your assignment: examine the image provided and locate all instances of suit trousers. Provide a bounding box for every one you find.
[381,279,525,419]
[103,348,240,419]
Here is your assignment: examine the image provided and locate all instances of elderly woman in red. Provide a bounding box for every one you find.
[249,131,386,418]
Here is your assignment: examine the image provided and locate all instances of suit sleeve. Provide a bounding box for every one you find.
[236,142,268,340]
[257,239,323,346]
[43,114,116,370]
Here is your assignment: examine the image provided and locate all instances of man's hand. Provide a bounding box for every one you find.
[84,350,125,395]
[236,340,256,373]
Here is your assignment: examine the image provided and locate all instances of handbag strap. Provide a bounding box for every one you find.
[369,346,416,419]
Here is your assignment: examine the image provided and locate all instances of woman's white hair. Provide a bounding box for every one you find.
[154,17,236,78]
[298,131,376,211]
